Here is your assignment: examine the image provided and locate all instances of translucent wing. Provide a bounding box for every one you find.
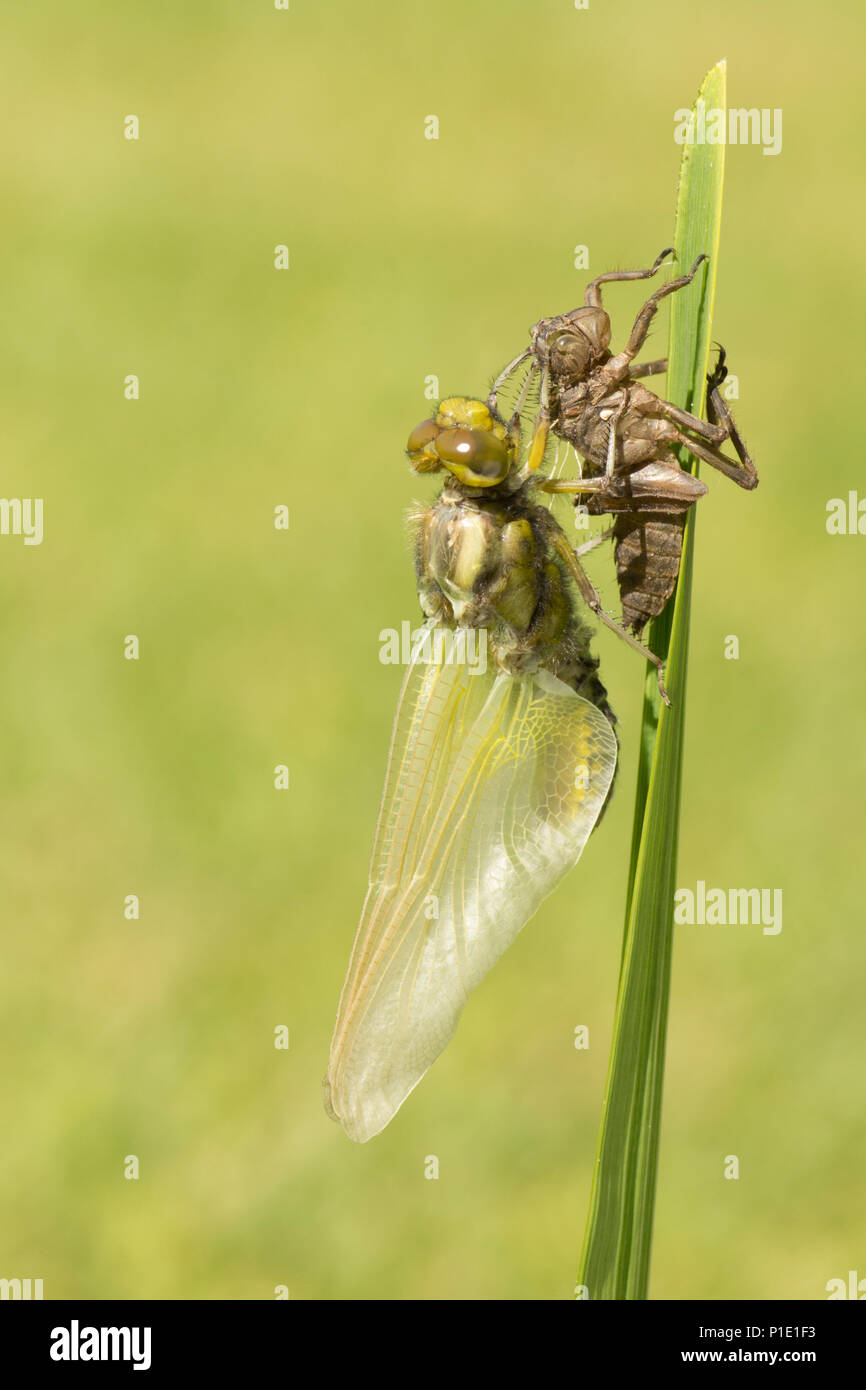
[324,627,617,1143]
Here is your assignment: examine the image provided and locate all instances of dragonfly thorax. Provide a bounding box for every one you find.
[415,488,580,677]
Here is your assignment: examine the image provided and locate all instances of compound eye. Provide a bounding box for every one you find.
[434,427,509,484]
[407,419,440,453]
[574,306,612,354]
[550,329,591,377]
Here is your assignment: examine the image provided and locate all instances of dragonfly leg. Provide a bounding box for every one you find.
[650,397,728,446]
[551,531,671,706]
[540,475,608,495]
[487,347,532,414]
[601,394,628,477]
[629,356,668,379]
[606,255,707,380]
[705,350,758,489]
[584,247,674,308]
[628,348,757,488]
[525,364,552,472]
[575,525,615,557]
[669,426,758,489]
[504,359,539,458]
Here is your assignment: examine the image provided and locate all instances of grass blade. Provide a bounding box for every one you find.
[577,60,727,1301]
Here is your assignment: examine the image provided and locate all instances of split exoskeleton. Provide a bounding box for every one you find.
[489,248,758,637]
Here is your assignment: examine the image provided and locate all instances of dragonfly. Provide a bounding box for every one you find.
[324,395,623,1143]
[489,249,758,635]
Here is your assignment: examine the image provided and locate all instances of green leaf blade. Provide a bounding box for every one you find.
[577,60,727,1302]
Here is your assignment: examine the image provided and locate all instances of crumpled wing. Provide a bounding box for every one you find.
[324,632,617,1143]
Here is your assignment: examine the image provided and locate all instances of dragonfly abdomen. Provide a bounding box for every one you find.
[612,511,685,635]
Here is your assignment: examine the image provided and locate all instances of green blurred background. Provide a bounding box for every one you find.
[0,0,863,1300]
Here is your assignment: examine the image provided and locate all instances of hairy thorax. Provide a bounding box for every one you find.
[415,483,576,674]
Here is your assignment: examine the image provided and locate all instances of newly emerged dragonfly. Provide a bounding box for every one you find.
[324,396,624,1143]
[489,249,758,634]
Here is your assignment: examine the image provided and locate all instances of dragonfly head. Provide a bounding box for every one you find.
[535,306,611,381]
[406,397,515,488]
